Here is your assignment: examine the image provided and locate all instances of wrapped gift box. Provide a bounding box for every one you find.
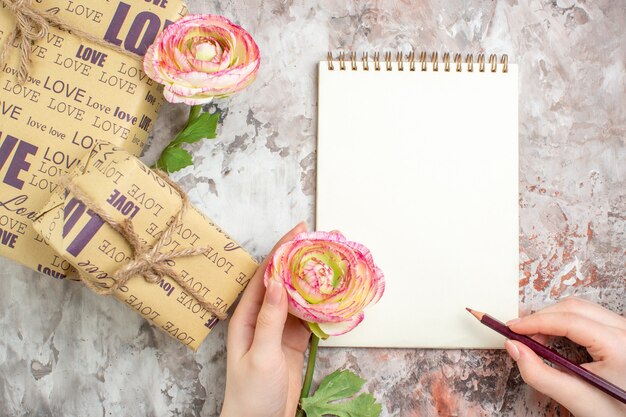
[33,141,258,349]
[0,0,187,278]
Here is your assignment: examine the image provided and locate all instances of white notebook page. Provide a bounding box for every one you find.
[316,60,519,348]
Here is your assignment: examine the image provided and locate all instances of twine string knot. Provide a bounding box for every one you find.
[0,0,139,84]
[61,171,227,321]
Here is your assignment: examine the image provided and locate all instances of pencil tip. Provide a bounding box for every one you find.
[465,307,484,320]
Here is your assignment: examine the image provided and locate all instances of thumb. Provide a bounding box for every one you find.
[505,340,592,412]
[251,279,288,355]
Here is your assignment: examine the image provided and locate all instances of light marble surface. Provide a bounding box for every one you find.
[1,0,625,416]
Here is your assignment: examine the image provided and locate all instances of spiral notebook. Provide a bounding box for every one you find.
[316,51,519,349]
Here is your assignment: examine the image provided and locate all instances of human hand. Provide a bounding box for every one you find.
[505,297,626,417]
[221,222,312,417]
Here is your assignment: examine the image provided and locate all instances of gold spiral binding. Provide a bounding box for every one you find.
[420,51,427,71]
[478,53,485,72]
[385,51,392,71]
[488,54,496,72]
[443,52,450,72]
[326,51,510,73]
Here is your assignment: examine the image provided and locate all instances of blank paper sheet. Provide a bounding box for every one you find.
[316,60,519,348]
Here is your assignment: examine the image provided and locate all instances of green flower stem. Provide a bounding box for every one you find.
[185,104,202,129]
[301,334,320,397]
[172,105,203,145]
[296,334,320,417]
[152,105,203,170]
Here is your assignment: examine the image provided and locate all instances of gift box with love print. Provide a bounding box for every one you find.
[33,141,258,349]
[0,0,187,279]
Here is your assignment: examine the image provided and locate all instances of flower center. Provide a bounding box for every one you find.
[195,41,219,61]
[303,258,335,295]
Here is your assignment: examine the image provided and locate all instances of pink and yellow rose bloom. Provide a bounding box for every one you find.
[265,231,385,339]
[143,14,260,105]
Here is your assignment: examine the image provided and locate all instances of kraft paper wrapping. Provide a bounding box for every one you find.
[33,141,258,350]
[0,0,187,279]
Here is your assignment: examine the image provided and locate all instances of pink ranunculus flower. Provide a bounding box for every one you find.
[264,231,385,339]
[143,14,260,105]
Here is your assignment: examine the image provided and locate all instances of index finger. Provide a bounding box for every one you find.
[237,221,307,314]
[535,297,626,331]
[508,312,621,360]
[227,221,307,357]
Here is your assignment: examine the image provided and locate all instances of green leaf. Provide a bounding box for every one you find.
[158,146,193,173]
[301,370,382,417]
[171,111,219,146]
[302,393,382,417]
[307,370,365,403]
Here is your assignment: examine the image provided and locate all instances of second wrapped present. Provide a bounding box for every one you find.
[34,141,258,350]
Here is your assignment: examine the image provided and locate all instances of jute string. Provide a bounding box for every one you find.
[60,171,227,321]
[0,0,140,84]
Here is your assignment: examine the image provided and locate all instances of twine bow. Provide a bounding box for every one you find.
[0,0,139,84]
[61,171,227,321]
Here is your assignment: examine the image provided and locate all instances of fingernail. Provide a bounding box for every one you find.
[506,318,521,326]
[266,280,284,306]
[295,221,308,231]
[505,340,520,361]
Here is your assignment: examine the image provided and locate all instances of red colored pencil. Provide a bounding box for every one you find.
[466,307,626,404]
